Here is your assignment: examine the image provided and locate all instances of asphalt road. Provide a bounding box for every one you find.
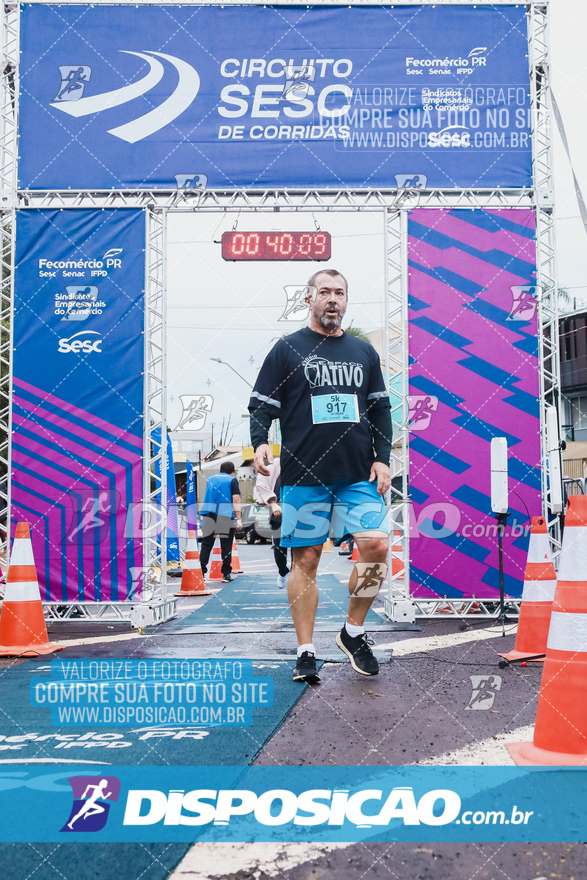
[1,541,585,880]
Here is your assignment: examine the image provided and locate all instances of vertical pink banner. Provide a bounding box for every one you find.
[408,209,541,600]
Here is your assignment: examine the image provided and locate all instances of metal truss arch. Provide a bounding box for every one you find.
[0,0,558,623]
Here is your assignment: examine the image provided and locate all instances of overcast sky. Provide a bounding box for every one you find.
[551,0,587,303]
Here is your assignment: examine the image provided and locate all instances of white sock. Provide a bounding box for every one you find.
[297,643,315,657]
[345,622,364,638]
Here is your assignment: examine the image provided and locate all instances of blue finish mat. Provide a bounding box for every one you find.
[171,574,389,632]
[0,657,321,880]
[0,658,317,767]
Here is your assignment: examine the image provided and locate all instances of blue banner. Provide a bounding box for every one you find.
[185,458,198,533]
[0,765,586,842]
[18,5,531,190]
[152,427,180,562]
[11,209,145,602]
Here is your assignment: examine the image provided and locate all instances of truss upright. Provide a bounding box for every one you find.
[0,2,17,583]
[530,2,561,544]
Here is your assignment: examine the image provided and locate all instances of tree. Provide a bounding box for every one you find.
[345,323,373,345]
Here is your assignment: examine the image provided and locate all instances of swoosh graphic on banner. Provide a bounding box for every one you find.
[107,51,200,143]
[50,51,165,117]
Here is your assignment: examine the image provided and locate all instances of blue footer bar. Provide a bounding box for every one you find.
[0,765,584,842]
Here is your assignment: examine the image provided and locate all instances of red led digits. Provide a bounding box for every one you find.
[221,231,331,261]
[279,233,293,256]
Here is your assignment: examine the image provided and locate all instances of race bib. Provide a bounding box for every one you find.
[311,393,359,424]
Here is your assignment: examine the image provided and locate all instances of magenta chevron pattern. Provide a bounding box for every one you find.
[11,378,143,602]
[408,209,541,600]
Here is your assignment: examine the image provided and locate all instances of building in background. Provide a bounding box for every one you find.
[559,308,587,484]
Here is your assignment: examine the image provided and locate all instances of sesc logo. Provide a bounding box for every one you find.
[58,330,103,354]
[428,126,471,148]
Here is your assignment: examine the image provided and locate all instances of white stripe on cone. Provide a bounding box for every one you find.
[547,611,587,653]
[557,530,587,580]
[522,579,557,603]
[2,581,42,602]
[6,537,36,568]
[526,532,552,564]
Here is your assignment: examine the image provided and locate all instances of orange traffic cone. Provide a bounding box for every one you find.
[499,516,555,663]
[508,495,587,765]
[174,531,210,597]
[391,530,405,578]
[208,536,225,581]
[348,542,360,562]
[323,538,333,553]
[339,541,349,555]
[231,538,243,574]
[0,523,65,657]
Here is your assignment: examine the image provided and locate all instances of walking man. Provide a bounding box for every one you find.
[199,461,242,584]
[249,269,392,682]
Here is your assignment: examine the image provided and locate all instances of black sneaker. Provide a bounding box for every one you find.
[336,628,379,675]
[293,651,321,683]
[221,573,234,583]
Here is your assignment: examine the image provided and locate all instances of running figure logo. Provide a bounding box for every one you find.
[175,394,214,431]
[61,776,120,832]
[54,66,92,102]
[394,174,428,189]
[353,563,387,598]
[507,285,539,321]
[465,674,502,710]
[61,285,99,322]
[64,489,119,545]
[174,174,208,191]
[279,64,316,102]
[408,395,439,431]
[279,286,311,322]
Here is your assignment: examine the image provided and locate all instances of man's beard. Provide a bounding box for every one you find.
[317,305,343,331]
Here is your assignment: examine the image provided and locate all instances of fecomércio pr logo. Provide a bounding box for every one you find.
[61,776,120,833]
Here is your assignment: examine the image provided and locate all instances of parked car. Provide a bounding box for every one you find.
[241,503,272,544]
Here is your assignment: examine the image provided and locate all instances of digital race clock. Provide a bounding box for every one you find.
[221,230,331,261]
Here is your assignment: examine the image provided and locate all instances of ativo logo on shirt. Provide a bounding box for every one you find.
[303,356,364,389]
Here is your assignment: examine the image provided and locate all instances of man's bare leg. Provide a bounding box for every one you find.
[347,535,389,625]
[335,534,389,675]
[288,544,322,647]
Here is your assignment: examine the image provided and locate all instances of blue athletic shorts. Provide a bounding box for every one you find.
[280,481,390,548]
